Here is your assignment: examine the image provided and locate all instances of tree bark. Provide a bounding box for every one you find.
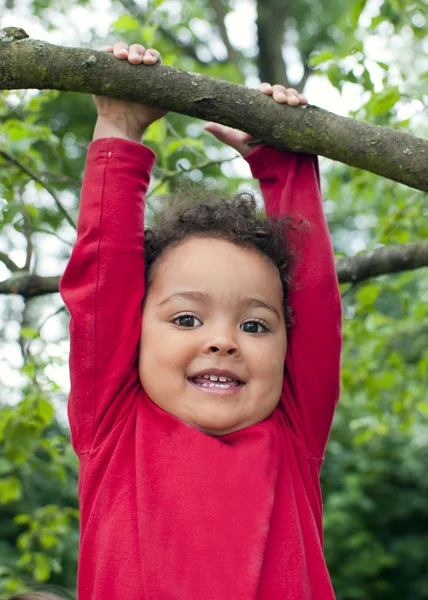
[256,0,289,86]
[210,0,242,69]
[336,240,428,283]
[1,28,427,192]
[1,242,427,299]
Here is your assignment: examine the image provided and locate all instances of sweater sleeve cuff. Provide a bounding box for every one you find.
[245,145,294,180]
[87,138,157,172]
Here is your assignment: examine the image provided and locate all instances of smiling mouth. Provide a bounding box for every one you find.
[187,375,245,396]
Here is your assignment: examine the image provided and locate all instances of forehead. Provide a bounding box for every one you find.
[149,237,283,301]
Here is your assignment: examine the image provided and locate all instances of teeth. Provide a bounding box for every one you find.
[203,374,234,382]
[201,383,231,388]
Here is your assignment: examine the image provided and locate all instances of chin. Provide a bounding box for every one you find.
[195,419,250,437]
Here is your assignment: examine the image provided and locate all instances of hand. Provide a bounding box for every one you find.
[204,84,307,158]
[93,43,168,143]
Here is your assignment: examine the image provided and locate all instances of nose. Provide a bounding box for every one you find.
[203,336,240,356]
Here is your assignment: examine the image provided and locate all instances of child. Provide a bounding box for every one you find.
[60,43,342,599]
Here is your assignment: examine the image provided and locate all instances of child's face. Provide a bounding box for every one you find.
[139,237,287,436]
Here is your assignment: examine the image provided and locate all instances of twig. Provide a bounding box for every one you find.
[210,0,242,71]
[18,189,33,271]
[147,155,238,199]
[0,147,76,229]
[25,305,68,356]
[13,219,74,247]
[0,251,20,272]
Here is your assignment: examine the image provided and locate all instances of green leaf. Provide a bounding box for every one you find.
[167,138,204,154]
[350,0,369,26]
[20,328,39,340]
[370,87,401,116]
[357,284,380,307]
[0,476,22,504]
[14,514,30,525]
[308,50,334,67]
[112,14,139,33]
[33,553,51,582]
[39,533,57,549]
[37,398,54,427]
[0,457,14,475]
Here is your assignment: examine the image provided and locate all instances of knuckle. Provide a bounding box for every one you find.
[130,43,145,53]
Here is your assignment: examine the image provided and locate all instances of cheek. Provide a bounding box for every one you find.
[252,335,286,403]
[139,317,194,378]
[251,333,286,376]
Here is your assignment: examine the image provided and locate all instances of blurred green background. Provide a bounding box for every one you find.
[0,0,427,597]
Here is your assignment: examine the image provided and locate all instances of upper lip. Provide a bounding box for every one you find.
[189,368,245,383]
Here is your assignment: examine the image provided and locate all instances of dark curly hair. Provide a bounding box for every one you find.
[144,191,295,324]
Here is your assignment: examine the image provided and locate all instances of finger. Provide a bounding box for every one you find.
[298,93,308,104]
[272,84,290,104]
[283,87,300,106]
[113,41,130,59]
[128,43,146,64]
[100,45,114,53]
[143,48,162,65]
[258,82,273,95]
[204,122,252,150]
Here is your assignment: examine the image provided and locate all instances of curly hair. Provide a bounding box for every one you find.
[144,191,294,324]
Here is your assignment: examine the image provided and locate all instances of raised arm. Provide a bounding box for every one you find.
[246,146,342,458]
[60,139,155,454]
[60,44,165,454]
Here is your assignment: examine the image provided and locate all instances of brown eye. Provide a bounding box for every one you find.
[173,315,202,328]
[241,321,268,334]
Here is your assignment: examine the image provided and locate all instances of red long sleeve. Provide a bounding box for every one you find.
[247,147,342,458]
[61,140,340,600]
[60,138,155,454]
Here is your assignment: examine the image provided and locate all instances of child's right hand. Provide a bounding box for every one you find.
[204,84,307,157]
[93,43,167,143]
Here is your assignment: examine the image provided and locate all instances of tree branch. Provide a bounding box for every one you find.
[210,0,242,69]
[0,145,76,229]
[1,242,427,298]
[0,272,60,297]
[17,189,33,272]
[336,240,428,284]
[0,252,20,273]
[1,29,427,192]
[296,64,312,94]
[256,0,289,86]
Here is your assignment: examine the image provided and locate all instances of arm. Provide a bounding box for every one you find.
[246,146,342,458]
[60,139,155,454]
[60,43,165,454]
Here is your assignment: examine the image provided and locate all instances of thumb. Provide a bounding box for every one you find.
[204,122,253,155]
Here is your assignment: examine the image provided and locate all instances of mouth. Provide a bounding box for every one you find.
[187,371,245,396]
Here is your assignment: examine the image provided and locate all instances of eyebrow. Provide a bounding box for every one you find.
[156,290,281,320]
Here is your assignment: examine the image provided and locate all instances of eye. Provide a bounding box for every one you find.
[173,314,202,328]
[240,320,270,334]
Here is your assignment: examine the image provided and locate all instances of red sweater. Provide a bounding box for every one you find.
[60,138,342,600]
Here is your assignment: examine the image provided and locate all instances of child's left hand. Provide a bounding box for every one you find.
[204,84,307,158]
